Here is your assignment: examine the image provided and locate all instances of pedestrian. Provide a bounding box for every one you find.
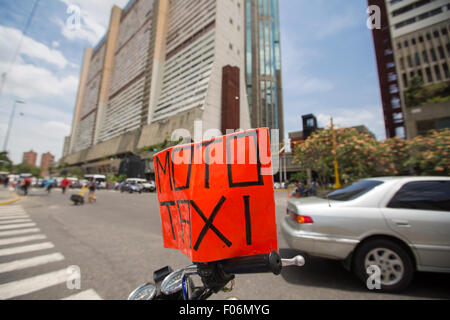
[46,179,55,194]
[61,177,70,194]
[3,176,9,188]
[299,182,306,197]
[88,178,96,203]
[23,177,32,196]
[310,181,317,197]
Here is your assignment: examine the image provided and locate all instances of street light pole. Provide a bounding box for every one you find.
[2,99,25,152]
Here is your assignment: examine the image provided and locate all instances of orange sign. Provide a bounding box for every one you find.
[153,128,278,263]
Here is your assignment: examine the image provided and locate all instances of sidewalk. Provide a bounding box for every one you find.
[0,186,21,205]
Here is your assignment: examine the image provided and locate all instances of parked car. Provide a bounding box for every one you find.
[124,178,155,193]
[142,180,156,193]
[281,176,450,292]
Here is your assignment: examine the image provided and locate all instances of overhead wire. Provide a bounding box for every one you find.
[0,0,40,97]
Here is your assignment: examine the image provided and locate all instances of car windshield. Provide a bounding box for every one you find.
[327,180,384,201]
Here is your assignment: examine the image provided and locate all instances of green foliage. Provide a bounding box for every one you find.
[289,171,307,183]
[294,128,450,184]
[405,79,450,107]
[405,128,450,176]
[0,152,13,171]
[295,128,380,184]
[68,166,84,179]
[140,137,184,153]
[13,162,42,177]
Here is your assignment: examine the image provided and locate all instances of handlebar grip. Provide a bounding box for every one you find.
[219,251,282,275]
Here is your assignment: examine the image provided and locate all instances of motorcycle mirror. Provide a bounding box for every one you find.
[127,283,157,300]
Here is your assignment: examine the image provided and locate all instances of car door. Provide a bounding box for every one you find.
[381,180,450,271]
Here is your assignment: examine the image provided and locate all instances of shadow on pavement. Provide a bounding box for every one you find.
[279,247,450,300]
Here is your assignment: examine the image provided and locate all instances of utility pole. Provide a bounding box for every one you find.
[330,118,341,189]
[3,100,26,152]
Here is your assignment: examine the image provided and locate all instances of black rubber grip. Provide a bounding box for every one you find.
[219,251,282,275]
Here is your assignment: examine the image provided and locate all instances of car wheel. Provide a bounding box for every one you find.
[353,239,414,292]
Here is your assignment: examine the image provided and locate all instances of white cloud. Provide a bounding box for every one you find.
[57,0,129,46]
[0,102,73,164]
[0,25,69,69]
[0,61,79,99]
[316,108,386,140]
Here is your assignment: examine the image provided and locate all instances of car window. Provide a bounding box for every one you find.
[387,181,450,212]
[327,180,384,201]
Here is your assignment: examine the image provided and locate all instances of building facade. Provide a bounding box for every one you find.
[22,150,37,166]
[63,0,253,173]
[244,0,284,143]
[40,152,55,175]
[369,0,450,139]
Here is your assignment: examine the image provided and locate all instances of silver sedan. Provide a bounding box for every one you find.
[281,176,450,292]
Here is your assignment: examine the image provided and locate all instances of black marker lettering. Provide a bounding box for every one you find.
[171,145,194,191]
[155,151,173,193]
[160,201,176,240]
[226,131,264,188]
[190,197,232,251]
[243,195,252,245]
[176,200,191,248]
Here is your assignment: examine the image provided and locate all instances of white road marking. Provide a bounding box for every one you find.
[0,252,64,274]
[0,234,46,246]
[0,208,26,214]
[0,268,70,300]
[0,242,54,257]
[62,289,103,300]
[0,215,29,220]
[0,219,32,225]
[0,223,36,230]
[0,212,28,217]
[0,228,40,237]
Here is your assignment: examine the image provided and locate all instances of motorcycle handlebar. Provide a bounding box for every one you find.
[218,251,283,276]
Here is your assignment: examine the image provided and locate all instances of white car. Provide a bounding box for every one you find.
[281,176,450,292]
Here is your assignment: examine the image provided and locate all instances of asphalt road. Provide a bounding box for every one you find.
[1,188,449,300]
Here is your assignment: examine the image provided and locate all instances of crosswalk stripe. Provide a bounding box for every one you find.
[0,219,32,225]
[0,228,40,237]
[0,223,36,230]
[0,242,54,257]
[62,289,102,300]
[0,268,69,300]
[0,212,27,217]
[0,208,26,214]
[0,234,46,246]
[0,215,29,220]
[0,252,64,274]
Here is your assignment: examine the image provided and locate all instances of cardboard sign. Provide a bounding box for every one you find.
[153,128,278,263]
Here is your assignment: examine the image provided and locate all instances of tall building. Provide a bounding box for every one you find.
[40,152,55,175]
[369,0,450,139]
[63,0,252,173]
[245,0,284,143]
[22,150,37,166]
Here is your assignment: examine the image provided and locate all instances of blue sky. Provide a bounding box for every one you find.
[0,0,385,164]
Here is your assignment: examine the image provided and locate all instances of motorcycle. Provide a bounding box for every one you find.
[128,251,305,300]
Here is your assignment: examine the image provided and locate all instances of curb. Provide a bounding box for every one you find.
[0,190,21,206]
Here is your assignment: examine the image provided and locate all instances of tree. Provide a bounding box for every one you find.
[404,76,424,107]
[0,151,13,172]
[13,163,41,177]
[377,136,410,176]
[294,128,381,185]
[68,166,84,179]
[405,128,450,176]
